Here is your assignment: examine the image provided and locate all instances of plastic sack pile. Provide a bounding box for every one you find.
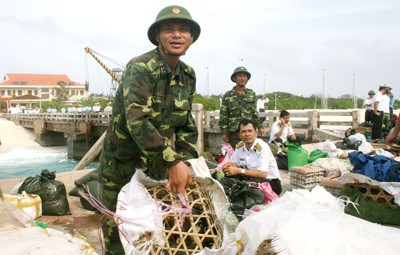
[0,201,97,255]
[196,186,400,255]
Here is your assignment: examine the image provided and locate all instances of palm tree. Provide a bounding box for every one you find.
[56,81,69,102]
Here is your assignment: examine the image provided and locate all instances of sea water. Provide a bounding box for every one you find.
[0,146,99,179]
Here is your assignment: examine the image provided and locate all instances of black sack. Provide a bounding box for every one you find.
[18,169,71,216]
[218,177,264,220]
[276,153,288,170]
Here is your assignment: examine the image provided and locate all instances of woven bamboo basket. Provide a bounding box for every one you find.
[256,239,277,255]
[146,180,223,255]
[348,183,399,209]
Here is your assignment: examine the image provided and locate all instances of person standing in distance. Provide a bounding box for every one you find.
[219,66,264,148]
[257,94,269,123]
[97,6,201,254]
[372,86,388,140]
[363,90,375,125]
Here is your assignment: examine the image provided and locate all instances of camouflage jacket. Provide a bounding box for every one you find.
[100,48,198,185]
[219,86,261,135]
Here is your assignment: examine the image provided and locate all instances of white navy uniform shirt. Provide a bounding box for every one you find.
[269,120,294,143]
[363,97,374,111]
[373,92,385,112]
[231,138,280,179]
[381,94,390,113]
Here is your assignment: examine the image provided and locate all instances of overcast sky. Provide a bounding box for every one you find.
[1,0,399,99]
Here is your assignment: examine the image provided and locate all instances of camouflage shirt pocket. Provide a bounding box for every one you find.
[174,98,191,111]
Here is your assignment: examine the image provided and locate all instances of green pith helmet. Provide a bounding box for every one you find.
[147,5,201,46]
[231,66,251,82]
[368,90,375,95]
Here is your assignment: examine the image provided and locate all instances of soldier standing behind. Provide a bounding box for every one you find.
[97,5,200,254]
[363,90,375,125]
[372,85,388,140]
[219,66,264,148]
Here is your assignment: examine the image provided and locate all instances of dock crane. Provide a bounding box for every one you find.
[84,47,124,98]
[75,47,124,170]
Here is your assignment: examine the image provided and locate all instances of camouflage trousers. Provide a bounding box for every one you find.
[383,112,391,131]
[99,178,125,255]
[227,130,241,149]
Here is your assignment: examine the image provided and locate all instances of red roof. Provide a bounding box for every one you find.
[0,73,84,86]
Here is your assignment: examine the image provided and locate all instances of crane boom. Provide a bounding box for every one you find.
[84,47,122,84]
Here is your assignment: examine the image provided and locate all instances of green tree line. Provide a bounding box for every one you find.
[193,92,400,111]
[33,91,398,112]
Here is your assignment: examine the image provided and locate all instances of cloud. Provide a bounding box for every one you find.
[1,0,399,99]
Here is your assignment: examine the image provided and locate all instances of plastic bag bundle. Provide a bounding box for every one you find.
[18,169,70,216]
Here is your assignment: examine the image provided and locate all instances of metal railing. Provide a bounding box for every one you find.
[3,112,112,125]
[2,108,363,132]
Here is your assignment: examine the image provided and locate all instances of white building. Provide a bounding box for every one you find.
[0,73,88,112]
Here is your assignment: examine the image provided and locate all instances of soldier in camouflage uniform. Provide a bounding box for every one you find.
[219,66,264,148]
[97,5,201,254]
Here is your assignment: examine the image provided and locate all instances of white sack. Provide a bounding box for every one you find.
[242,186,400,255]
[0,226,97,255]
[198,186,400,255]
[116,172,164,255]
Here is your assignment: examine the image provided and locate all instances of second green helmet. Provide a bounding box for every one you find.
[231,66,251,82]
[147,5,201,46]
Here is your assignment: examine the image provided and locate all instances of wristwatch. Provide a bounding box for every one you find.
[241,169,246,175]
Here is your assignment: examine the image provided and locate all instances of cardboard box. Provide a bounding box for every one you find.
[320,175,344,197]
[290,165,326,190]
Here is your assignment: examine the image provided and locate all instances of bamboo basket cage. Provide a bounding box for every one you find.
[256,239,277,255]
[349,183,399,209]
[146,180,223,255]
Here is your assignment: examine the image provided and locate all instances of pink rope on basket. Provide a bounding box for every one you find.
[79,186,193,229]
[156,193,192,228]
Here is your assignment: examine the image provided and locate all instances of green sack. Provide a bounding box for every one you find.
[341,186,400,225]
[69,168,101,197]
[18,169,71,216]
[69,169,102,211]
[308,150,328,163]
[79,180,102,211]
[218,177,264,221]
[286,142,308,171]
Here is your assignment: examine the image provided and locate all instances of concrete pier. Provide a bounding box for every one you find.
[2,108,362,160]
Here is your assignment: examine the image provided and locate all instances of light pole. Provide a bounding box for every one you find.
[274,94,277,110]
[263,73,267,94]
[204,67,209,98]
[314,96,317,109]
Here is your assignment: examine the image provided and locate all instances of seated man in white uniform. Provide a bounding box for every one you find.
[269,109,300,144]
[222,119,282,195]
